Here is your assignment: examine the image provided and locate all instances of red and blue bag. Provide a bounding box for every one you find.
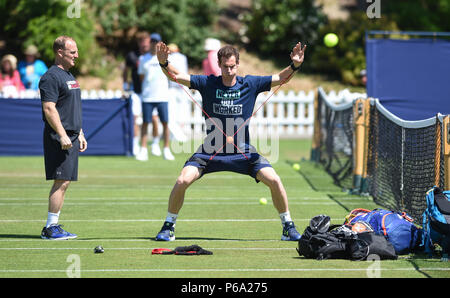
[345,208,422,255]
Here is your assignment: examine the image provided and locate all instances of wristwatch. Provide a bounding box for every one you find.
[159,60,169,68]
[290,62,301,71]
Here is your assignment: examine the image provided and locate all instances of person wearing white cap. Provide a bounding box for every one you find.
[137,33,175,161]
[202,38,221,76]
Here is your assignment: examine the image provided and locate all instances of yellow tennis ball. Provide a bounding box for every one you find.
[324,33,339,47]
[259,198,267,205]
[292,163,301,171]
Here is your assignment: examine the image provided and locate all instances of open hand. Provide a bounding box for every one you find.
[290,42,307,67]
[156,42,170,64]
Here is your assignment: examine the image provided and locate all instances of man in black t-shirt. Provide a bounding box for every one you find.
[38,36,87,240]
[124,32,149,95]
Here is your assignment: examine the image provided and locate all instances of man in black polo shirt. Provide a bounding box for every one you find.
[39,36,87,240]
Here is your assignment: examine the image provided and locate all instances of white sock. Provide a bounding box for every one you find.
[152,137,160,145]
[46,211,60,227]
[165,212,178,225]
[279,211,292,224]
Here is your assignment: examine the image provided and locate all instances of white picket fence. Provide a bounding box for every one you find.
[168,88,366,139]
[1,88,366,139]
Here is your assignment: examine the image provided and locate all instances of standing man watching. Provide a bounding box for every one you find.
[136,33,174,161]
[123,31,156,156]
[39,36,87,240]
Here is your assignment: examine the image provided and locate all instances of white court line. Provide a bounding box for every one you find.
[0,218,311,222]
[0,268,449,273]
[0,183,306,189]
[0,201,369,206]
[0,173,303,179]
[0,247,292,250]
[0,196,366,201]
[0,239,282,242]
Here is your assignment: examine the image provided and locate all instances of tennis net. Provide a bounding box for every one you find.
[312,88,447,222]
[367,99,445,222]
[313,87,355,190]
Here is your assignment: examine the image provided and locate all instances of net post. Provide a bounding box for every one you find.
[310,90,321,162]
[444,115,450,189]
[352,98,370,194]
[360,99,371,194]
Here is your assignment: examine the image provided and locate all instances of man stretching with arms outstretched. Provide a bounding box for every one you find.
[155,41,306,241]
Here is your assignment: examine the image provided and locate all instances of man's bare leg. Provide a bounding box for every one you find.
[256,167,301,241]
[46,180,71,227]
[155,166,202,241]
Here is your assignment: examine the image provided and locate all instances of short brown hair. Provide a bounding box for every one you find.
[217,45,239,65]
[53,36,75,53]
[136,31,150,43]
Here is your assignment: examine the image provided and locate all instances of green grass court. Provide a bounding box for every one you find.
[0,139,449,278]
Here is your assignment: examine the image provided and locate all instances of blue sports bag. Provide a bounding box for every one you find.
[346,208,422,255]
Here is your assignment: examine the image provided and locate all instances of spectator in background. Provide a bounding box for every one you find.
[18,45,48,90]
[167,43,189,141]
[137,33,175,161]
[168,43,188,82]
[123,31,153,156]
[0,54,25,97]
[360,69,367,86]
[202,38,221,76]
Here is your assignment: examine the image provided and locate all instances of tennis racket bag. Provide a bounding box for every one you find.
[345,208,422,255]
[421,186,450,256]
[297,215,397,260]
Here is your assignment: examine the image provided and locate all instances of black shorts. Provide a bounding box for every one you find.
[43,126,80,181]
[184,151,272,183]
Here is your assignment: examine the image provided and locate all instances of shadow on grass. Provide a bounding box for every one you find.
[285,159,341,192]
[285,159,362,213]
[152,237,274,242]
[0,234,41,239]
[76,236,272,242]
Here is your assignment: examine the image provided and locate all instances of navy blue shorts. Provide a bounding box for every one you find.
[184,152,272,183]
[142,102,169,123]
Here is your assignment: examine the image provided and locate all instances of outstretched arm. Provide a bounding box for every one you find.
[156,42,191,87]
[271,42,307,87]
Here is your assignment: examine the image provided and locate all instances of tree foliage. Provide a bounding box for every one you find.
[0,0,96,75]
[243,0,327,61]
[90,0,218,65]
[1,0,448,84]
[383,0,450,32]
[310,12,399,85]
[0,0,218,76]
[242,0,450,85]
